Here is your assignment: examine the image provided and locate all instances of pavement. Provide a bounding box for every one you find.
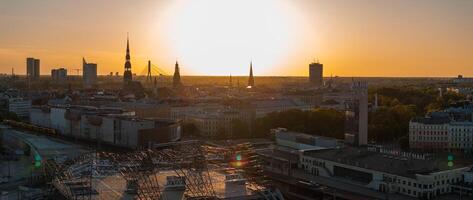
[0,125,88,193]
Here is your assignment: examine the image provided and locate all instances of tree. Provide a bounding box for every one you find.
[368,105,416,143]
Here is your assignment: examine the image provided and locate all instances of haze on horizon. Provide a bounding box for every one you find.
[0,0,472,77]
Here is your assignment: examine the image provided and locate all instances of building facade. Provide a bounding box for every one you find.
[309,61,323,87]
[29,105,181,149]
[83,58,97,88]
[7,98,31,118]
[26,57,40,80]
[51,68,67,83]
[410,117,473,152]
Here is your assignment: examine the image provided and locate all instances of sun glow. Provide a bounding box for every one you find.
[158,0,305,76]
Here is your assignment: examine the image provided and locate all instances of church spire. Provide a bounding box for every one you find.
[248,62,254,88]
[123,34,133,84]
[126,35,130,61]
[173,60,182,88]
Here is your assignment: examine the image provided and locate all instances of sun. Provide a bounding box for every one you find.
[158,0,303,76]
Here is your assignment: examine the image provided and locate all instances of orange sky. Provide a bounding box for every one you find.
[0,0,472,77]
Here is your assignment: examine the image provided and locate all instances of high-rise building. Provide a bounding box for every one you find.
[309,61,323,87]
[173,61,182,88]
[51,68,67,83]
[83,58,97,88]
[26,57,40,80]
[123,36,133,84]
[248,62,254,88]
[344,81,368,146]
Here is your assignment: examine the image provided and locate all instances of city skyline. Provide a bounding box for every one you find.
[1,0,472,77]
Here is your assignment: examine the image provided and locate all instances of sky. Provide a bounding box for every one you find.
[0,0,472,77]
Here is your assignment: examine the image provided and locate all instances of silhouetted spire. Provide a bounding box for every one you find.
[173,60,181,88]
[123,34,133,84]
[248,62,254,87]
[126,35,130,61]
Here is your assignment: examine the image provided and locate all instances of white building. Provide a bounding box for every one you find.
[188,113,221,137]
[300,146,471,199]
[409,115,473,152]
[29,105,181,149]
[7,97,31,118]
[187,108,255,138]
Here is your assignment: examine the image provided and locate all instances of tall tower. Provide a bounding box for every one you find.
[173,61,181,88]
[26,57,40,81]
[309,60,323,87]
[123,35,133,84]
[345,81,368,146]
[146,60,152,82]
[248,62,254,88]
[83,57,97,88]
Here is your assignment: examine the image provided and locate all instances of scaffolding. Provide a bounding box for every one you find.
[44,141,282,200]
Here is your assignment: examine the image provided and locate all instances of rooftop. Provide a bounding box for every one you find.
[411,116,451,124]
[303,147,473,178]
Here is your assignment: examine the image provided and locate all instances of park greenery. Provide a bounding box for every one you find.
[186,86,467,148]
